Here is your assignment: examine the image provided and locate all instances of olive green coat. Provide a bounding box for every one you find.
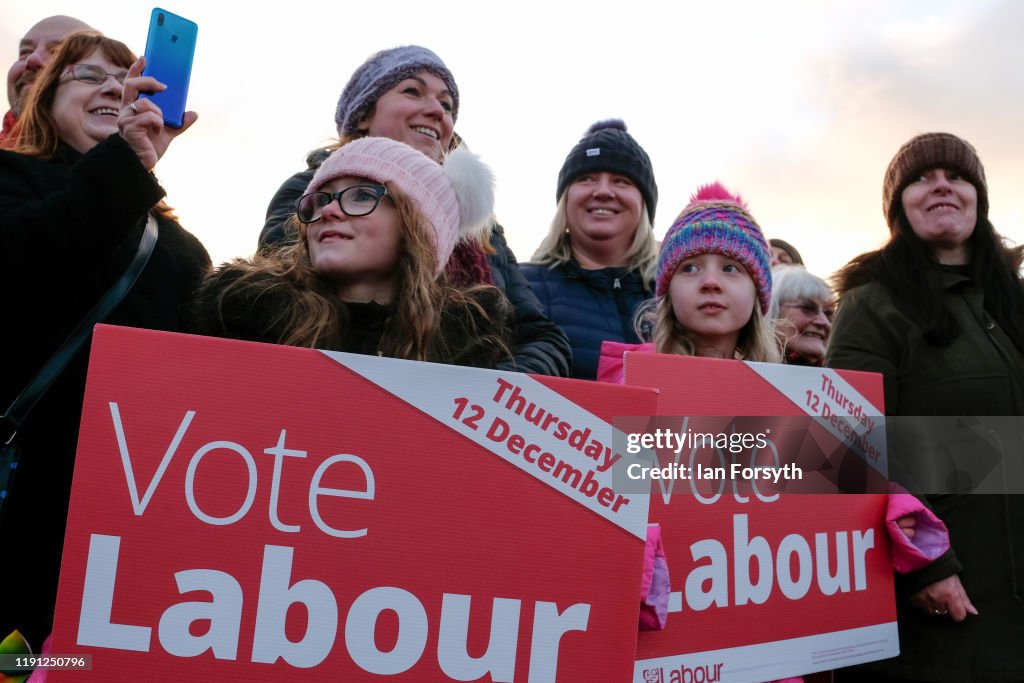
[828,269,1024,682]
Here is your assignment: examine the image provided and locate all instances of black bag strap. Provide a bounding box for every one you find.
[1,215,159,444]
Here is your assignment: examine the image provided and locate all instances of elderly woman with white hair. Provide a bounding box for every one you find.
[769,265,834,366]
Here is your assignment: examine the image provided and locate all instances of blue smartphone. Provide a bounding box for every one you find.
[140,8,197,128]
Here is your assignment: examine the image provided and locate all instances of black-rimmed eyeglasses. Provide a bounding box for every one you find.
[63,64,128,86]
[296,184,389,224]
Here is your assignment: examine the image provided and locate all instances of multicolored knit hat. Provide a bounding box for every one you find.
[656,182,772,313]
[306,137,493,277]
[334,45,459,138]
[882,132,988,229]
[556,119,658,221]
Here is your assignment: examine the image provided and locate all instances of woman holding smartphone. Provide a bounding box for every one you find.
[0,32,210,648]
[259,45,570,376]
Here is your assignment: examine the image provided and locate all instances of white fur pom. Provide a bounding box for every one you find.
[445,145,496,241]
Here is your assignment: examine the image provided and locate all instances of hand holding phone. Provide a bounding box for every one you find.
[120,57,196,169]
[140,7,197,128]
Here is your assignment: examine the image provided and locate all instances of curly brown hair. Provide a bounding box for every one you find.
[202,182,512,365]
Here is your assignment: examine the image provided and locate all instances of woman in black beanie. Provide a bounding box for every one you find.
[521,119,658,380]
[829,132,1024,682]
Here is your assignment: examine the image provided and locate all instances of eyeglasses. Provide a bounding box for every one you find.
[781,300,835,322]
[296,184,389,224]
[63,64,129,86]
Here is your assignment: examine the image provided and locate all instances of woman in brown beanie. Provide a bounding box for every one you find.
[829,132,1024,682]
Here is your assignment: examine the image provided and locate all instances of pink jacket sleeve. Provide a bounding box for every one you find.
[886,484,951,573]
[639,524,670,630]
[597,340,654,384]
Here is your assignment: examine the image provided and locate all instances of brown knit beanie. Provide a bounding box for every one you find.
[882,132,988,229]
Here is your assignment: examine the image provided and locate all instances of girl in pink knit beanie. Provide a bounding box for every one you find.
[195,137,512,366]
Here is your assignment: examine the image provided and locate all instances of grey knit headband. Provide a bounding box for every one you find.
[334,45,459,137]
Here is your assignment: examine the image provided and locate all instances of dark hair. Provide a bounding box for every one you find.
[769,238,804,266]
[833,205,1024,350]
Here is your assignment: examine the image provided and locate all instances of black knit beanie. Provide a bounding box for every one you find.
[556,119,658,222]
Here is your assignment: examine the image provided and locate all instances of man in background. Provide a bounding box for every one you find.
[3,15,91,140]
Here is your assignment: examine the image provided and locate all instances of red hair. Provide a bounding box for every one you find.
[10,31,135,159]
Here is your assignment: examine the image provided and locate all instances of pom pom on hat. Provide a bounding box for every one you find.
[586,119,628,135]
[444,145,495,242]
[556,118,658,221]
[306,137,494,277]
[689,182,747,205]
[655,181,772,314]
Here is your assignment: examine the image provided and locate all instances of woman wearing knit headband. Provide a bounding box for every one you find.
[522,119,659,380]
[194,137,511,365]
[258,45,569,375]
[829,132,1024,682]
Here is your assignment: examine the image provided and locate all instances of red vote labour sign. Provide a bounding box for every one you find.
[621,353,898,683]
[49,325,657,682]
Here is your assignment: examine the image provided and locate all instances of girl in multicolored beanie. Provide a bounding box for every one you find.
[598,182,781,638]
[648,182,780,362]
[598,181,780,378]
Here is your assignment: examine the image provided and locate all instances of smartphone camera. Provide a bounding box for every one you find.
[157,12,165,26]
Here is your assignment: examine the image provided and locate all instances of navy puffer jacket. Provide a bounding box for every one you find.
[520,258,652,380]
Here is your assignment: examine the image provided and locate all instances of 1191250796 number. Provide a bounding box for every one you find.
[1,654,91,670]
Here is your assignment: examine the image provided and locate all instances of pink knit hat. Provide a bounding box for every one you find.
[306,137,494,276]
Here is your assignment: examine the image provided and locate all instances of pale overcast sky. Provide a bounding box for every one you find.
[4,0,1023,279]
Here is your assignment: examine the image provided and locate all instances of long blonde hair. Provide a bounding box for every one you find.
[643,294,782,363]
[530,195,658,286]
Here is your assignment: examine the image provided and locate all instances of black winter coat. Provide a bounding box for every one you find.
[192,264,514,369]
[520,258,652,380]
[0,135,211,646]
[258,150,570,377]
